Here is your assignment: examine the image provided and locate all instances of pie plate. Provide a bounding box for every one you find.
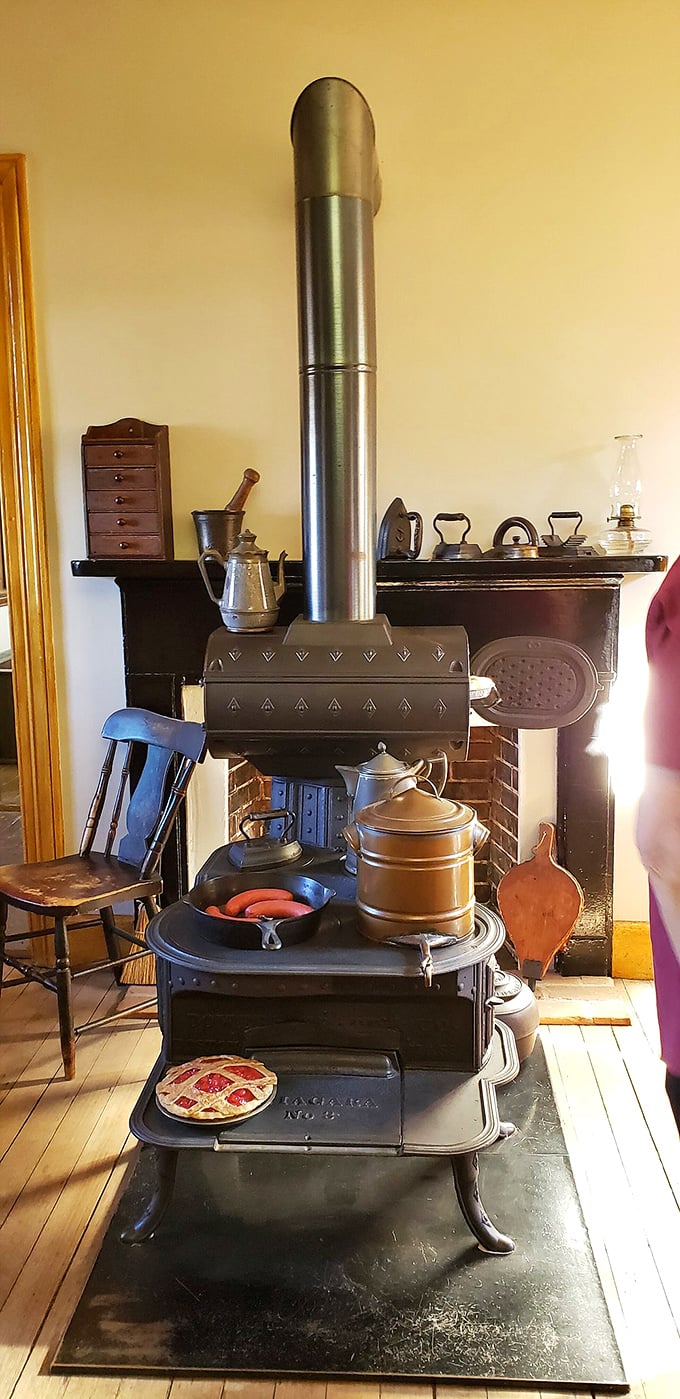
[155,1056,277,1126]
[155,1084,277,1127]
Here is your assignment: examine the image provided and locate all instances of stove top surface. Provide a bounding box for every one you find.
[146,893,505,978]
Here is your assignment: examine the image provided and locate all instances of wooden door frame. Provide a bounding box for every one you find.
[0,155,64,880]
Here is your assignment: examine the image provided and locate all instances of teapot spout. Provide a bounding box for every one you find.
[274,551,287,602]
[335,765,359,799]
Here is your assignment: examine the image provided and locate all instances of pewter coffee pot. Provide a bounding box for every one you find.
[198,529,286,633]
[336,743,448,873]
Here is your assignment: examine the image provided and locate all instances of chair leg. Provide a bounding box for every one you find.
[0,897,7,1000]
[142,896,159,923]
[54,915,76,1080]
[100,905,124,985]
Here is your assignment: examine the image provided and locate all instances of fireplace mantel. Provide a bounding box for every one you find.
[72,554,666,975]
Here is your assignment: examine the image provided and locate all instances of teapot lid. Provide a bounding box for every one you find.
[230,528,267,558]
[353,742,410,776]
[356,776,474,833]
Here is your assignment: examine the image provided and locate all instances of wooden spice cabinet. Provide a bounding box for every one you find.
[82,417,174,560]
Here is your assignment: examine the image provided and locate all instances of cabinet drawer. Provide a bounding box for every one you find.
[88,533,165,558]
[83,443,156,467]
[86,488,157,513]
[88,512,160,536]
[84,466,158,492]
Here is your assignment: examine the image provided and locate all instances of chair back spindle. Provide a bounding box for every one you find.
[105,740,134,858]
[79,740,117,857]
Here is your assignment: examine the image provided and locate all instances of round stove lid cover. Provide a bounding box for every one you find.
[470,636,601,729]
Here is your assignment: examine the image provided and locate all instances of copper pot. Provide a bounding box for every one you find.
[343,776,490,943]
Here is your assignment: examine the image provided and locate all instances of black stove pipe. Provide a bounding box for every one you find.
[291,77,381,624]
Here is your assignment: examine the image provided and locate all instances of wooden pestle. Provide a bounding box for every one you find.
[225,468,260,513]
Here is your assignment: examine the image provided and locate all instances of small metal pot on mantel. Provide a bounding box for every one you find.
[343,776,490,944]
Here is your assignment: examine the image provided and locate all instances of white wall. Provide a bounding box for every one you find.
[0,604,10,659]
[1,1,679,916]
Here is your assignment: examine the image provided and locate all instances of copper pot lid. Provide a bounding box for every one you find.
[355,776,474,833]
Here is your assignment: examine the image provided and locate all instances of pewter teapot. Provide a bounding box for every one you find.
[336,743,448,873]
[198,529,286,633]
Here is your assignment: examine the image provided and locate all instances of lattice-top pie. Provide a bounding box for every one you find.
[155,1055,277,1123]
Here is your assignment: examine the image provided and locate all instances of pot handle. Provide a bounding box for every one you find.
[492,516,540,548]
[342,823,360,855]
[472,818,491,854]
[197,548,227,604]
[421,749,448,796]
[259,919,283,951]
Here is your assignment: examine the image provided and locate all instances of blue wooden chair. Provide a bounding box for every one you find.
[0,707,206,1078]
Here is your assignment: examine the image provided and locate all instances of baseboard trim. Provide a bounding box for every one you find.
[612,919,653,980]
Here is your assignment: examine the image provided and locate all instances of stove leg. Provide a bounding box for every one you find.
[120,1146,178,1244]
[451,1150,515,1254]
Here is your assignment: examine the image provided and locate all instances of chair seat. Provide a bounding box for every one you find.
[0,851,161,917]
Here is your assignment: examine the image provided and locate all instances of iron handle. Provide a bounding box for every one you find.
[433,512,471,545]
[547,511,583,527]
[239,808,296,844]
[405,511,423,559]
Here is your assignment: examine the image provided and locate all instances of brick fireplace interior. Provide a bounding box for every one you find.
[222,726,519,912]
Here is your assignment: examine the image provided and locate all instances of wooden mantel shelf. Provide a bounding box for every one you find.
[71,554,667,583]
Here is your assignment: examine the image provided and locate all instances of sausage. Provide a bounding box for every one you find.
[224,887,295,917]
[204,904,231,919]
[244,899,313,919]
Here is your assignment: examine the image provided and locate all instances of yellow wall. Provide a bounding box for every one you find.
[2,0,679,917]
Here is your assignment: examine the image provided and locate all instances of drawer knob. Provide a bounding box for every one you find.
[113,450,123,459]
[116,518,127,526]
[114,496,125,504]
[113,473,123,482]
[118,541,129,550]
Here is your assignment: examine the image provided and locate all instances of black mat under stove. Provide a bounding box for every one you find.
[53,1045,627,1388]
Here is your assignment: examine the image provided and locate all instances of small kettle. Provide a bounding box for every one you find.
[336,743,448,873]
[484,516,541,560]
[198,529,286,633]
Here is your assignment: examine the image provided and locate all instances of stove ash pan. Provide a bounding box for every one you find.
[203,621,472,775]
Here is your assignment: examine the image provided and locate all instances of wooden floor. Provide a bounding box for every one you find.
[1,972,679,1399]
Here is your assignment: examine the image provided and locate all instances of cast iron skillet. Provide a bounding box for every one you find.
[184,871,336,951]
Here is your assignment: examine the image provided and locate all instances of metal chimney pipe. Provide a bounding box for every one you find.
[291,77,381,623]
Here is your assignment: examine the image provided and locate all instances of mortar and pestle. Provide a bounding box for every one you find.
[192,468,261,555]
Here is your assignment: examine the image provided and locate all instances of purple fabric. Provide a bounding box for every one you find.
[649,886,680,1075]
[645,555,680,769]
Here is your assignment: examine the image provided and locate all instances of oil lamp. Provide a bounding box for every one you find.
[596,434,651,555]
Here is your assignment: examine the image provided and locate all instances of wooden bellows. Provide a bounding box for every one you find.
[497,822,584,985]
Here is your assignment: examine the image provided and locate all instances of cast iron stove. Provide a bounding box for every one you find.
[125,843,520,1255]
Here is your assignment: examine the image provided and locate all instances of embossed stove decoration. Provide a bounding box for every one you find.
[204,624,472,774]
